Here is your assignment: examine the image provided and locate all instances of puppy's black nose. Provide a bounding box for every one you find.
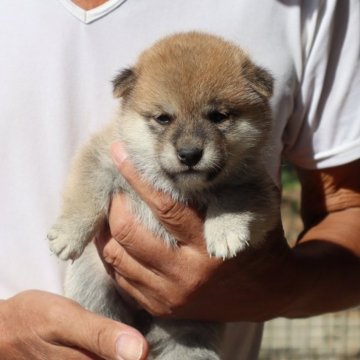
[177,148,203,167]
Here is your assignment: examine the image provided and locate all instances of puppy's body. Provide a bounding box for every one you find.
[48,32,278,359]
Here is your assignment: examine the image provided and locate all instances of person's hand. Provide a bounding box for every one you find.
[96,143,294,322]
[98,145,360,320]
[0,290,148,360]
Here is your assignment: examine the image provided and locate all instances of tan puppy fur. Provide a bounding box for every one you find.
[48,32,278,359]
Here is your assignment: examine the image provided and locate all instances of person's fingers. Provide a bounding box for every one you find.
[110,142,176,211]
[107,193,219,269]
[48,346,103,360]
[95,224,115,277]
[96,196,177,276]
[110,142,205,243]
[104,192,222,275]
[96,232,185,316]
[53,300,148,360]
[107,193,180,263]
[4,290,148,360]
[100,236,163,279]
[114,274,173,317]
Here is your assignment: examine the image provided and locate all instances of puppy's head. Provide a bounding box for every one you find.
[113,32,273,193]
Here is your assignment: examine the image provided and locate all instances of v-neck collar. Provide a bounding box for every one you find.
[58,0,127,24]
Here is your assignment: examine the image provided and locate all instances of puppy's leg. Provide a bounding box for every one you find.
[205,180,278,259]
[205,201,253,259]
[147,320,222,360]
[48,127,119,260]
[65,242,135,325]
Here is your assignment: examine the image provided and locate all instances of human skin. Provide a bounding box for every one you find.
[95,143,360,321]
[72,0,108,10]
[0,291,148,360]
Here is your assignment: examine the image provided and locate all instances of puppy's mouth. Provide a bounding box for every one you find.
[163,166,222,184]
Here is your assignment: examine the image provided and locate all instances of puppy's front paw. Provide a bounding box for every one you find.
[206,228,250,259]
[204,213,252,259]
[48,225,85,261]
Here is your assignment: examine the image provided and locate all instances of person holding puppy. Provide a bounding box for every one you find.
[1,1,359,359]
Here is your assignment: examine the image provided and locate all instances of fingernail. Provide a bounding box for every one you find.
[111,143,128,167]
[116,333,143,360]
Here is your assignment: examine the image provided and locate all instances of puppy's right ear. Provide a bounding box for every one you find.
[112,68,137,98]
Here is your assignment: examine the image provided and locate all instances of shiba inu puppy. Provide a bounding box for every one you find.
[48,32,278,359]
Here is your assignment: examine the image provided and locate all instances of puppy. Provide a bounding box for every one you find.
[48,32,278,359]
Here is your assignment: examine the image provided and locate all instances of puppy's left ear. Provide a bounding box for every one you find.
[243,61,274,99]
[112,68,137,98]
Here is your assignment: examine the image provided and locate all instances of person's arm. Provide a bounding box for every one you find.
[0,290,147,360]
[96,144,360,321]
[285,160,360,317]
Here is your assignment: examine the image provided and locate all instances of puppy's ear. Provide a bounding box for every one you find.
[243,61,273,99]
[112,68,137,98]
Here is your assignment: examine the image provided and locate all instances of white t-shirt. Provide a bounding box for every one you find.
[1,1,359,359]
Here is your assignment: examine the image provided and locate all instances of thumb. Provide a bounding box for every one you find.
[59,304,148,360]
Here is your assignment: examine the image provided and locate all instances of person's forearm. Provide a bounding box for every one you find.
[282,208,360,318]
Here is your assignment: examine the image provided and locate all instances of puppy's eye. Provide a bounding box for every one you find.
[154,114,172,125]
[208,111,230,124]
